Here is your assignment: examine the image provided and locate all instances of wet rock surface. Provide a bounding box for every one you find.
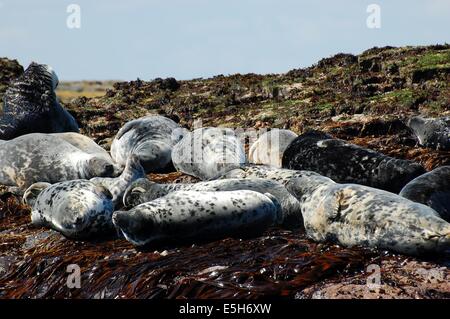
[297,258,450,299]
[0,45,449,298]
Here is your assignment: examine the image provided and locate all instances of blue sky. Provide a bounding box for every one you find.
[1,0,449,80]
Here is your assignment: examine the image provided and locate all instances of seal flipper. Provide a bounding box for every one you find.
[23,182,51,207]
[123,178,168,207]
[90,155,145,207]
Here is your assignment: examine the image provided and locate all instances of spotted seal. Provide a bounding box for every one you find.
[0,62,79,139]
[286,175,450,255]
[171,127,246,180]
[123,177,301,228]
[113,190,281,247]
[110,115,186,172]
[400,166,450,222]
[218,164,319,186]
[406,116,450,150]
[23,180,115,239]
[0,133,116,189]
[282,130,426,193]
[90,155,145,207]
[249,129,298,168]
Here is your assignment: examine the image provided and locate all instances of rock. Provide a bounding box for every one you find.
[412,66,450,83]
[154,77,180,91]
[359,57,382,73]
[296,259,450,299]
[0,58,23,101]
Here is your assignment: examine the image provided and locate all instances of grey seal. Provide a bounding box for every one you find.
[0,133,116,189]
[110,115,186,172]
[400,166,450,222]
[286,175,450,255]
[282,130,426,193]
[171,127,246,180]
[23,180,115,240]
[249,129,298,168]
[123,177,301,228]
[90,155,145,207]
[113,190,281,247]
[406,116,450,150]
[0,62,79,139]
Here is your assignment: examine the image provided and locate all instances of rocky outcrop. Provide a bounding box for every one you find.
[0,58,23,102]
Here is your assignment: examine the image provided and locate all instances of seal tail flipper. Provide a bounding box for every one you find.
[122,178,158,207]
[23,182,51,207]
[123,185,147,208]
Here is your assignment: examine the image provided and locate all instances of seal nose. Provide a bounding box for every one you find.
[112,211,127,228]
[112,210,156,246]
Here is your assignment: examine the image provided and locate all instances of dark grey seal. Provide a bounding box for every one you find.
[400,166,450,222]
[0,62,79,139]
[282,130,425,193]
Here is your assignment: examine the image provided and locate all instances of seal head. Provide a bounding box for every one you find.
[406,116,450,150]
